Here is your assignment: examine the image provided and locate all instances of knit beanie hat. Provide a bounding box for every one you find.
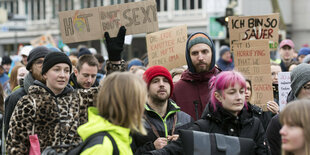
[185,32,216,73]
[298,47,310,57]
[42,52,72,75]
[1,56,12,65]
[219,45,230,57]
[26,46,51,70]
[143,65,173,96]
[78,48,92,58]
[289,63,310,99]
[303,54,310,64]
[127,59,144,70]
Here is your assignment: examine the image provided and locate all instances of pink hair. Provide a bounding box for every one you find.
[209,71,248,112]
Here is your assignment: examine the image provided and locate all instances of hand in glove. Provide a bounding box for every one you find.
[104,26,126,61]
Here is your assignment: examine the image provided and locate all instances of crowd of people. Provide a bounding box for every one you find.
[0,25,309,155]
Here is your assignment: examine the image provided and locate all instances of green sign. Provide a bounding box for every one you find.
[209,17,226,39]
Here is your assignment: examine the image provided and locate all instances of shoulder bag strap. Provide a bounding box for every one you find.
[143,115,160,138]
[171,113,177,135]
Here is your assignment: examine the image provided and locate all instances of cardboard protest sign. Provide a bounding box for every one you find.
[233,40,273,110]
[228,13,279,51]
[30,34,57,47]
[59,0,158,43]
[146,25,187,70]
[278,72,291,111]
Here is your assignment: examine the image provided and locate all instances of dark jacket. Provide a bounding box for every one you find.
[216,57,234,71]
[266,115,281,155]
[4,73,34,137]
[69,73,99,89]
[247,102,273,131]
[132,100,193,154]
[149,104,267,155]
[172,32,220,120]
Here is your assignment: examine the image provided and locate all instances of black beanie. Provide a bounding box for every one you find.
[78,48,91,58]
[41,52,72,75]
[26,46,51,70]
[1,56,12,65]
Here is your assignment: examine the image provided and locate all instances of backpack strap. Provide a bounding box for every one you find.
[67,131,119,155]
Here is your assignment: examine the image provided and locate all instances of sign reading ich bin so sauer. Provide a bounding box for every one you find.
[59,0,158,43]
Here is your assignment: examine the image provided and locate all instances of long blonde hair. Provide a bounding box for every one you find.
[280,99,310,155]
[97,72,147,135]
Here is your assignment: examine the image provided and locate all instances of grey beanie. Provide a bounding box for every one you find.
[26,46,51,70]
[289,63,310,100]
[303,54,310,64]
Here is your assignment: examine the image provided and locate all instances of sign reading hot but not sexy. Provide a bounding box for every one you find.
[59,0,158,43]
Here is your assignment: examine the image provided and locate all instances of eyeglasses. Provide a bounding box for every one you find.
[34,60,44,66]
[303,84,310,90]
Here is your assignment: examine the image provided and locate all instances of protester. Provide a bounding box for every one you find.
[127,58,144,72]
[3,64,27,96]
[288,61,299,72]
[245,79,278,130]
[216,45,234,71]
[69,55,99,89]
[279,99,310,155]
[132,66,193,154]
[4,46,50,137]
[6,52,99,153]
[169,67,185,84]
[94,53,106,76]
[279,39,297,71]
[297,47,310,63]
[77,47,92,58]
[303,54,310,64]
[271,62,282,103]
[267,63,310,155]
[19,45,33,66]
[148,71,266,155]
[1,56,12,74]
[0,65,9,86]
[73,72,147,154]
[171,32,220,120]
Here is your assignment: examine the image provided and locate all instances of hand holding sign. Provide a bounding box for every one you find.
[105,26,126,61]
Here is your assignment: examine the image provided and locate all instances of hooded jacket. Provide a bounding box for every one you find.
[132,100,193,154]
[77,107,133,155]
[171,32,220,120]
[6,81,98,154]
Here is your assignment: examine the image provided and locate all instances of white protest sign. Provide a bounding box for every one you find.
[278,72,291,111]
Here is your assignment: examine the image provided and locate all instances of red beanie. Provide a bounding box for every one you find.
[143,65,173,96]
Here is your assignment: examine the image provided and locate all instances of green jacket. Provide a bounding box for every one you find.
[78,107,133,155]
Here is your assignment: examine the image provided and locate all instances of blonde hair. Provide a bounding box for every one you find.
[280,99,310,155]
[97,72,147,135]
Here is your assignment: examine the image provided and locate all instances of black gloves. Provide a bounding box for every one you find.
[104,26,126,61]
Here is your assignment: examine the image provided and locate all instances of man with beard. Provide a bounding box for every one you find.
[171,32,221,120]
[132,65,193,154]
[4,46,50,137]
[69,55,99,89]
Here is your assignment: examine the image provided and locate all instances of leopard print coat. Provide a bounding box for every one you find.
[6,82,98,154]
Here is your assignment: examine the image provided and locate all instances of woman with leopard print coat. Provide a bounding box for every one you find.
[6,52,99,154]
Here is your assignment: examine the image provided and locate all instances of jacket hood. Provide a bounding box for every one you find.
[77,107,131,143]
[23,73,36,93]
[186,32,216,73]
[33,80,74,97]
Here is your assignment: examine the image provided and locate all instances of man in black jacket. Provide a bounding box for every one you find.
[132,65,193,154]
[4,46,51,137]
[69,55,99,89]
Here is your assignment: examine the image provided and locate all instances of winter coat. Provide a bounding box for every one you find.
[4,73,35,137]
[77,107,133,155]
[216,58,234,71]
[132,100,193,154]
[6,81,98,154]
[266,115,281,155]
[172,32,220,120]
[247,102,273,131]
[69,73,99,89]
[171,67,220,120]
[149,104,267,155]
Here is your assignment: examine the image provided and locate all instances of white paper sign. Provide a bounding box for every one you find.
[278,72,291,111]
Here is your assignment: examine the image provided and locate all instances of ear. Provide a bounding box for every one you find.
[214,92,222,102]
[74,68,78,76]
[43,74,47,80]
